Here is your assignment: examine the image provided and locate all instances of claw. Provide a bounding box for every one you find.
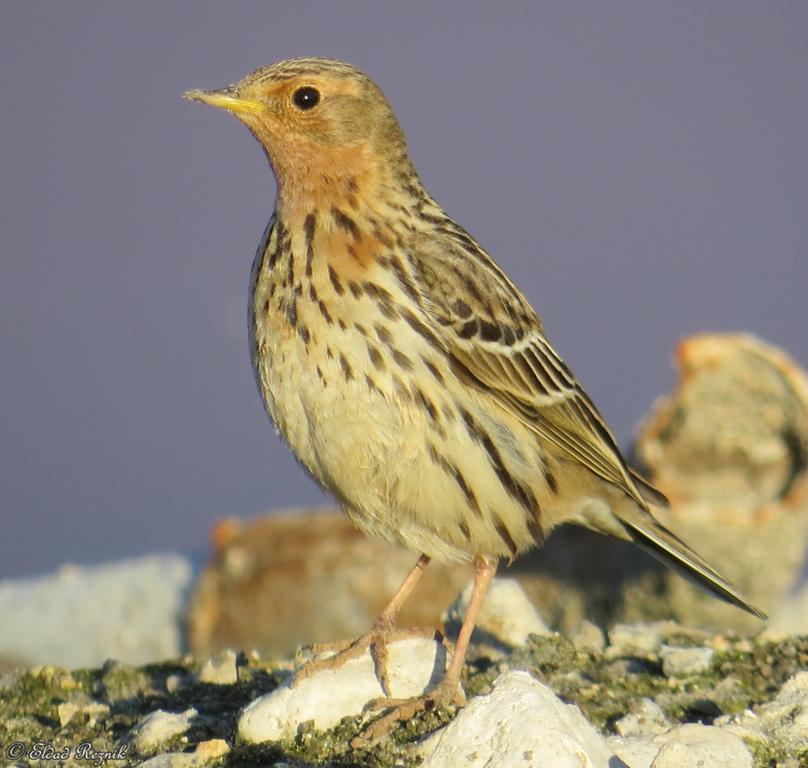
[353,678,465,746]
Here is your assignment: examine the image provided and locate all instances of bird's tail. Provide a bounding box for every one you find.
[615,503,767,620]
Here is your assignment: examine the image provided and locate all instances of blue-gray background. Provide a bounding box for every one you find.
[1,3,806,579]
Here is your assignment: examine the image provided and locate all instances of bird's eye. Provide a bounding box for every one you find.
[292,86,321,111]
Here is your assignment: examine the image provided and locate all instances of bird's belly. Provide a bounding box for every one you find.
[251,306,552,563]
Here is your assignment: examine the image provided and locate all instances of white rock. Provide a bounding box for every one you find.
[196,648,238,685]
[610,723,753,768]
[660,645,714,676]
[613,698,670,737]
[443,577,550,650]
[650,724,753,768]
[57,695,109,726]
[131,708,197,753]
[607,735,660,768]
[757,670,808,754]
[419,671,617,768]
[0,554,195,667]
[606,623,662,659]
[238,636,448,743]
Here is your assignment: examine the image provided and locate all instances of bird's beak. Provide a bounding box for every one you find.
[182,88,264,117]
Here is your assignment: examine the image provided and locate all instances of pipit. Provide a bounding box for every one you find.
[185,58,765,734]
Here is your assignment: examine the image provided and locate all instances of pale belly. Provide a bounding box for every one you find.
[251,298,558,564]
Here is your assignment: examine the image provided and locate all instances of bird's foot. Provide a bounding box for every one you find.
[292,622,447,696]
[353,676,465,746]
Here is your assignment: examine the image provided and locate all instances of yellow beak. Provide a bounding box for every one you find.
[182,88,264,117]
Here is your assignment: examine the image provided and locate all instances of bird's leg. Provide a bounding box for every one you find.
[292,554,437,693]
[357,555,498,744]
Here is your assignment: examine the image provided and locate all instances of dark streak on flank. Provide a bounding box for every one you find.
[317,301,333,324]
[527,516,545,545]
[365,374,383,395]
[338,318,347,330]
[459,407,542,520]
[423,358,445,384]
[364,281,399,320]
[332,207,359,239]
[375,324,393,346]
[298,326,310,346]
[328,264,344,295]
[493,513,518,558]
[427,442,482,519]
[391,349,413,371]
[348,281,363,299]
[286,245,295,287]
[367,344,386,372]
[458,518,472,541]
[304,212,316,277]
[339,353,354,381]
[262,299,270,315]
[287,298,297,328]
[413,385,438,422]
[544,463,559,495]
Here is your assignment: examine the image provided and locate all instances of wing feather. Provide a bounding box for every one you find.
[406,230,653,507]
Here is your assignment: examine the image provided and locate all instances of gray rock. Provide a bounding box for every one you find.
[419,671,619,767]
[609,724,752,768]
[57,695,109,727]
[651,724,753,768]
[606,623,662,659]
[613,698,670,737]
[131,708,197,754]
[660,645,714,676]
[0,554,196,667]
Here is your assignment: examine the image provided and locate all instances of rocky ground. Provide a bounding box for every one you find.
[1,622,806,767]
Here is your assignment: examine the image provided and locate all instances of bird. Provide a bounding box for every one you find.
[184,57,765,733]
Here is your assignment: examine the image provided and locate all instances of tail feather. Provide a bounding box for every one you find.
[618,507,767,620]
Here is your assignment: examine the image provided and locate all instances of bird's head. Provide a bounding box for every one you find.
[184,57,410,205]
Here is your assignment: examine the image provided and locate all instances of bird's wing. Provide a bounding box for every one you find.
[405,228,661,508]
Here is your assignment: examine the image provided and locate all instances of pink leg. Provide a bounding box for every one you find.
[359,555,499,743]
